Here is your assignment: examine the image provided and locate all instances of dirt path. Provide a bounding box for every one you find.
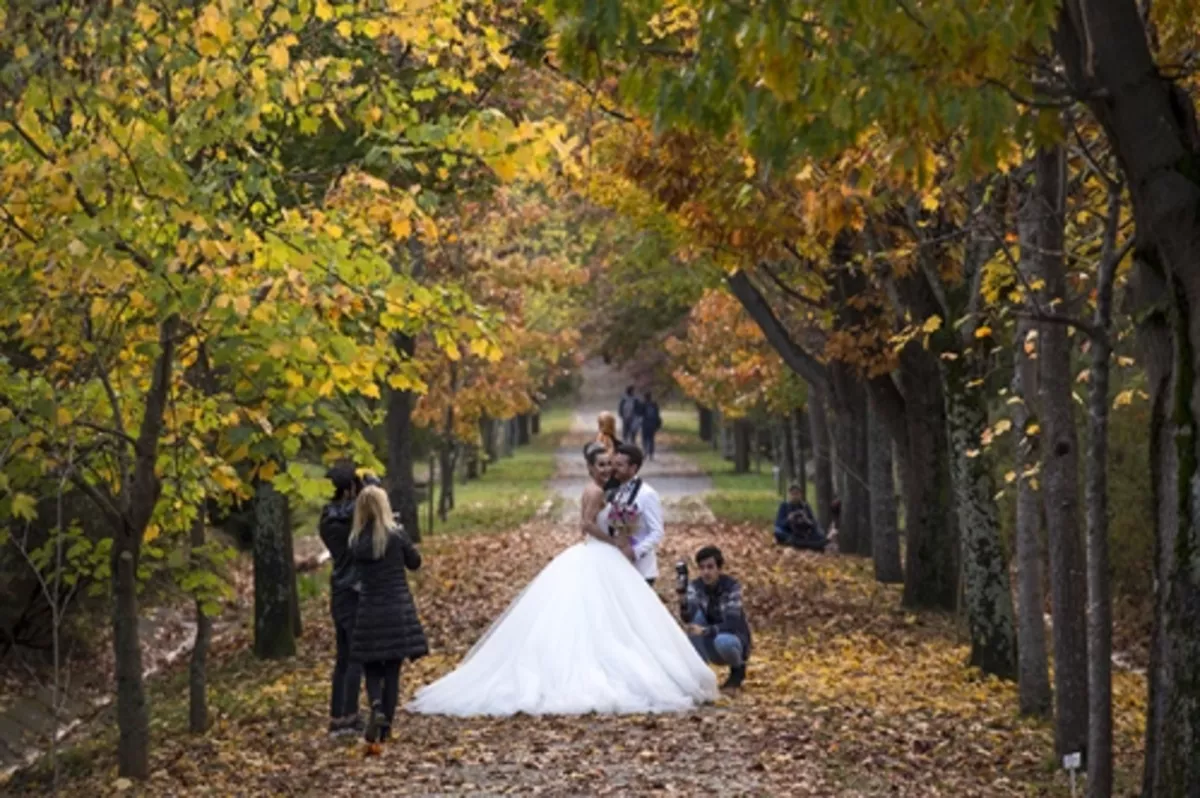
[548,360,714,524]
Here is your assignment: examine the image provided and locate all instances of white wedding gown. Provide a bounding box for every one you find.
[405,529,719,717]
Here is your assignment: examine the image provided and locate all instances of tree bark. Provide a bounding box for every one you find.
[698,405,713,442]
[792,407,808,497]
[831,366,871,557]
[1131,250,1178,798]
[776,417,795,494]
[385,332,421,541]
[1053,4,1200,789]
[105,313,178,780]
[111,534,149,778]
[868,397,903,583]
[897,344,959,611]
[189,509,211,735]
[1012,315,1052,717]
[941,343,1019,680]
[732,419,752,473]
[1083,185,1122,798]
[531,411,541,436]
[1031,145,1089,758]
[517,413,531,446]
[481,416,498,465]
[809,391,834,531]
[253,479,296,660]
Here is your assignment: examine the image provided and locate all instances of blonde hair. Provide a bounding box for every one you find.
[350,485,396,560]
[596,412,618,452]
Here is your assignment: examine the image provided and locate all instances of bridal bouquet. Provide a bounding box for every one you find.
[608,504,641,537]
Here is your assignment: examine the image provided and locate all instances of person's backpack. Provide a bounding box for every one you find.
[645,403,661,432]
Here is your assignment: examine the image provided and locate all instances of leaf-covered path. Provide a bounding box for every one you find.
[9,512,1148,796]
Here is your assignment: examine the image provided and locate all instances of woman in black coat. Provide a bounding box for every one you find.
[349,485,428,742]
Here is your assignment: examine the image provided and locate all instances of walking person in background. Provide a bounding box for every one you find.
[617,385,643,441]
[641,392,662,461]
[318,462,364,737]
[349,486,428,745]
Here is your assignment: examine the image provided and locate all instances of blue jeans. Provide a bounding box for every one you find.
[689,611,744,667]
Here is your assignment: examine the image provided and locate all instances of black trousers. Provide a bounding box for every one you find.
[331,622,362,719]
[364,659,403,730]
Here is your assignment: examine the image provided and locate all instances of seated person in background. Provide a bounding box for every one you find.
[684,546,752,690]
[773,483,827,552]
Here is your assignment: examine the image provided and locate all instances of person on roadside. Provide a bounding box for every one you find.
[319,462,364,737]
[349,486,428,743]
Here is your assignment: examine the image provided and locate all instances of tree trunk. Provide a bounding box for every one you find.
[1012,316,1052,717]
[698,405,714,442]
[438,441,456,521]
[809,391,834,531]
[1053,4,1200,789]
[502,418,516,457]
[792,408,808,498]
[111,534,149,778]
[776,417,795,495]
[531,411,540,436]
[1084,185,1122,798]
[941,347,1019,680]
[386,332,421,541]
[732,419,752,473]
[253,479,296,660]
[189,509,212,735]
[868,397,903,583]
[481,415,497,464]
[107,313,177,780]
[517,413,531,446]
[831,369,871,558]
[1031,145,1089,758]
[1132,250,1178,798]
[711,409,721,451]
[898,345,959,611]
[465,446,480,480]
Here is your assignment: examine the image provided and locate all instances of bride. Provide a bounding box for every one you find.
[405,442,718,716]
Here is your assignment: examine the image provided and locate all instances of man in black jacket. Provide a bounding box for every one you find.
[683,545,752,690]
[319,462,363,736]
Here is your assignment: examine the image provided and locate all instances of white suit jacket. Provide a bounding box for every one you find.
[627,482,664,580]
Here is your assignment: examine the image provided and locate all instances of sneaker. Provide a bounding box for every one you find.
[328,717,355,738]
[721,666,746,691]
[364,702,386,744]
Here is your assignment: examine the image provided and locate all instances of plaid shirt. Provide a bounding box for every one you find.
[684,574,752,659]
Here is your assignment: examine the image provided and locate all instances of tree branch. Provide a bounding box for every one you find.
[725,269,830,391]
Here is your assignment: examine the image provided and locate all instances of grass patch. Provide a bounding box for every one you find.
[661,404,798,527]
[422,405,572,537]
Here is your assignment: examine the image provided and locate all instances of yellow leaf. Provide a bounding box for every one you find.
[266,40,291,70]
[10,493,37,521]
[921,315,943,334]
[361,382,381,399]
[314,0,333,21]
[233,295,251,316]
[974,326,992,339]
[336,20,353,37]
[1026,423,1041,436]
[1004,471,1017,484]
[259,460,278,481]
[144,523,160,543]
[1113,389,1135,409]
[56,407,73,426]
[390,217,412,239]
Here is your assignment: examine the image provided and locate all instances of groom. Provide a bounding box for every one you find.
[608,443,664,585]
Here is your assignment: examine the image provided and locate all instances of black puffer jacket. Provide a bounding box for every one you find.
[318,500,359,628]
[350,529,428,664]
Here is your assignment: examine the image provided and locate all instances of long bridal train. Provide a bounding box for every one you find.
[405,538,718,717]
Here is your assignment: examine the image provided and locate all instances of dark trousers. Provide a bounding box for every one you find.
[642,430,657,460]
[331,621,362,719]
[364,659,403,731]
